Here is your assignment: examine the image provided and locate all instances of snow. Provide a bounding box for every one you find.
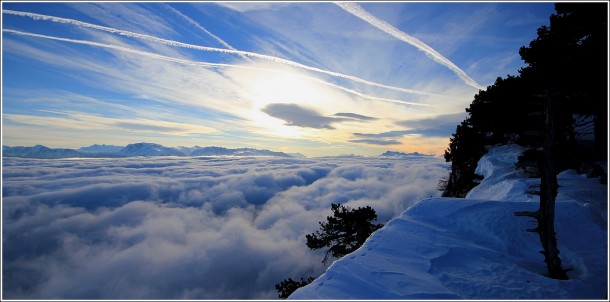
[2,143,296,158]
[465,144,539,202]
[380,151,427,157]
[119,143,185,156]
[290,144,607,300]
[78,144,123,153]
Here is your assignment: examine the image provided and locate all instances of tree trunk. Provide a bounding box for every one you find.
[514,89,568,280]
[539,88,569,280]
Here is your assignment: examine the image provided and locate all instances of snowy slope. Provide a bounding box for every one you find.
[2,143,295,158]
[379,151,426,157]
[290,144,607,299]
[78,144,123,154]
[2,145,84,159]
[119,143,185,156]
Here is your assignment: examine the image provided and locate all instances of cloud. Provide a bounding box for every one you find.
[162,4,250,61]
[4,111,218,136]
[4,28,435,111]
[216,2,294,13]
[335,2,484,90]
[349,112,467,144]
[333,112,378,121]
[3,9,438,97]
[353,130,413,139]
[262,103,343,130]
[2,155,449,299]
[396,112,467,137]
[349,130,414,146]
[348,139,402,146]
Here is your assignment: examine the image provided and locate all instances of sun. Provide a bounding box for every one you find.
[245,66,331,110]
[229,62,346,139]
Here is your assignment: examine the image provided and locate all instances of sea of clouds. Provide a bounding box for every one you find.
[2,155,449,299]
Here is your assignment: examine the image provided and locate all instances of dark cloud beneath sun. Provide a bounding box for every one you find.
[262,103,345,129]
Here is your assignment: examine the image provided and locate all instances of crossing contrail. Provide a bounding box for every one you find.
[335,2,485,90]
[3,9,441,97]
[3,28,436,108]
[162,4,251,62]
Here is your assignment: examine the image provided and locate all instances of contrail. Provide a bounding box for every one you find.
[162,4,251,62]
[3,9,440,97]
[335,2,485,90]
[3,29,435,107]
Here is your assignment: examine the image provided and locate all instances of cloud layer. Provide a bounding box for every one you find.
[3,155,449,299]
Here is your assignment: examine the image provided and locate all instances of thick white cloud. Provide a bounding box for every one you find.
[3,155,449,299]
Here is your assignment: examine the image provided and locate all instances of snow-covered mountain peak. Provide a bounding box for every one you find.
[3,143,297,158]
[120,143,184,157]
[379,150,426,157]
[78,144,123,153]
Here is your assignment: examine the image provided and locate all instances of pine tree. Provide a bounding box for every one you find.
[275,277,315,299]
[444,2,606,278]
[306,203,383,265]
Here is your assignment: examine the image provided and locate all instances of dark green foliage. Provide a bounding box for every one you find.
[275,276,315,299]
[442,118,486,197]
[519,2,608,159]
[306,203,383,265]
[275,204,382,297]
[443,3,607,197]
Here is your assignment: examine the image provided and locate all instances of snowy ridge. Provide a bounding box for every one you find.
[379,151,427,157]
[290,144,607,299]
[2,143,294,158]
[78,144,123,153]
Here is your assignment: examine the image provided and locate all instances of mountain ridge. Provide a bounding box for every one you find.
[3,143,428,159]
[2,143,296,159]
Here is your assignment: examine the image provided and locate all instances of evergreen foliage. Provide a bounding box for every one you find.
[275,277,315,299]
[443,3,607,197]
[306,203,384,265]
[275,203,383,298]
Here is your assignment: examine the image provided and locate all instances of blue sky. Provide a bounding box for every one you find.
[2,2,555,156]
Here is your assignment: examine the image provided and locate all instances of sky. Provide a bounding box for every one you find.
[2,1,556,157]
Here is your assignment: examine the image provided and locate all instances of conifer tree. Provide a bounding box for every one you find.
[306,203,383,265]
[275,277,315,299]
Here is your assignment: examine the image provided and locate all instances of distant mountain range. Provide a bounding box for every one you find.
[379,151,427,157]
[2,143,299,159]
[2,143,430,159]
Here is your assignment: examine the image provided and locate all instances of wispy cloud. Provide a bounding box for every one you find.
[3,2,554,155]
[3,28,435,109]
[3,29,237,69]
[348,139,402,146]
[396,112,468,137]
[68,2,178,37]
[353,130,413,139]
[349,130,413,146]
[335,2,484,90]
[350,111,467,143]
[333,113,378,121]
[216,2,294,13]
[5,111,218,135]
[162,4,250,61]
[3,9,439,97]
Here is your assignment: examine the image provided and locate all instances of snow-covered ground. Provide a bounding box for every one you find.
[290,144,608,299]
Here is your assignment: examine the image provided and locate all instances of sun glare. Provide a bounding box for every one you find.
[246,68,330,109]
[230,63,347,139]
